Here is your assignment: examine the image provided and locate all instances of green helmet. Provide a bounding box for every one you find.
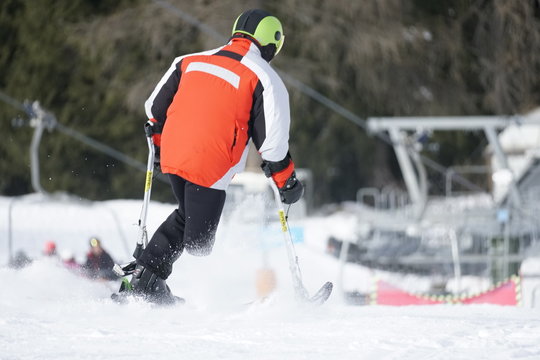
[232,9,284,61]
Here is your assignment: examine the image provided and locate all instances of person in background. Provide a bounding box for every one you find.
[60,250,80,271]
[9,250,32,269]
[43,240,58,257]
[84,237,116,280]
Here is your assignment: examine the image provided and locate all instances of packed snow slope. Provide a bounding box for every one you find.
[2,195,540,359]
[2,260,540,360]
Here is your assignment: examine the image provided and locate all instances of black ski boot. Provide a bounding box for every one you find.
[116,264,184,305]
[131,264,184,305]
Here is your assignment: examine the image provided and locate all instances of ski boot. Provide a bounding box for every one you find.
[113,264,184,305]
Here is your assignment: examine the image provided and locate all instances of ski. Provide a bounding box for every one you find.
[110,292,186,306]
[307,281,333,305]
[110,278,185,306]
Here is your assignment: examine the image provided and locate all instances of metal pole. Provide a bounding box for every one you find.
[532,285,540,308]
[105,206,132,258]
[503,217,510,279]
[138,132,156,249]
[7,197,17,265]
[338,240,350,302]
[446,169,454,197]
[388,128,424,216]
[484,126,522,207]
[410,147,428,212]
[29,112,46,194]
[450,229,462,294]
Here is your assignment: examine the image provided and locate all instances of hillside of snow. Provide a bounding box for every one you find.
[1,194,540,359]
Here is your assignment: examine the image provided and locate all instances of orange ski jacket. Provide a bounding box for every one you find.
[145,37,295,190]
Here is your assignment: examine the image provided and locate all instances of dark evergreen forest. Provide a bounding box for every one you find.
[2,0,540,205]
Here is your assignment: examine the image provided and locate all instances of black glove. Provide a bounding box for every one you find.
[145,120,162,173]
[278,172,304,204]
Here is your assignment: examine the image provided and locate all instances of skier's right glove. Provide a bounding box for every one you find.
[261,154,304,204]
[145,119,162,172]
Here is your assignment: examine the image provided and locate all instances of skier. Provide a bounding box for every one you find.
[84,237,116,280]
[60,250,80,271]
[128,9,303,303]
[9,250,32,269]
[43,240,58,257]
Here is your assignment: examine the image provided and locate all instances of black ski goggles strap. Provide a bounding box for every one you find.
[261,152,292,177]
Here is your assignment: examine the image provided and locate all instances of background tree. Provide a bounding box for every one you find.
[2,0,540,205]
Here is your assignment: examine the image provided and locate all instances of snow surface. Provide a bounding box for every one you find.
[2,195,540,359]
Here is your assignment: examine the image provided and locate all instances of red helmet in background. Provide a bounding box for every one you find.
[44,241,57,256]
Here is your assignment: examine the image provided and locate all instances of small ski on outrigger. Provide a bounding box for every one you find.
[268,178,333,305]
[110,122,184,306]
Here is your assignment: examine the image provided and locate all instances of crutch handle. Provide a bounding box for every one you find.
[144,121,155,138]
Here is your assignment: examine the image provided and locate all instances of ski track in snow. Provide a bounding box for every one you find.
[2,260,540,360]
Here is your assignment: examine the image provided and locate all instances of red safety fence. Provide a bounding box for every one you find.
[371,275,522,306]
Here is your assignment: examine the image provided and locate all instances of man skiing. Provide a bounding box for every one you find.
[129,9,303,303]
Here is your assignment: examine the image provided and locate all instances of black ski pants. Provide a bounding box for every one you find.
[138,174,226,279]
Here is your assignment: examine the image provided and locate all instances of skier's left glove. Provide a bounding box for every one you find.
[261,154,304,204]
[277,172,304,204]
